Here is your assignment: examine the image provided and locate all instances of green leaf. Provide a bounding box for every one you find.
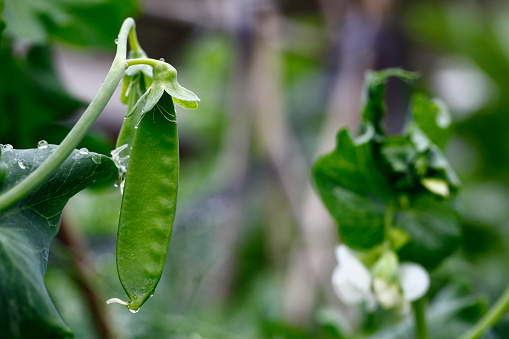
[362,69,419,137]
[2,0,139,47]
[312,128,391,250]
[312,69,418,250]
[0,42,84,149]
[313,68,461,264]
[381,134,460,198]
[411,94,451,149]
[395,198,461,269]
[0,145,116,338]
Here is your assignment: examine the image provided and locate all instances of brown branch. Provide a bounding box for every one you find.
[58,212,114,339]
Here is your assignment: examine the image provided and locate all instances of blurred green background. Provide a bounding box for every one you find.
[2,0,509,338]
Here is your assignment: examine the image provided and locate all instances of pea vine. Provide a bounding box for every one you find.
[312,69,509,339]
[0,17,508,339]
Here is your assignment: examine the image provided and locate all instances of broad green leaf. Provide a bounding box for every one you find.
[312,129,391,249]
[395,198,461,269]
[313,68,461,263]
[0,42,83,149]
[2,0,139,47]
[0,145,116,338]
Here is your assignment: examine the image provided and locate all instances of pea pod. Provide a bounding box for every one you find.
[116,91,178,311]
[115,53,153,166]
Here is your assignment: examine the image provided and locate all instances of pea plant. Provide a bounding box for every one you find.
[312,69,509,339]
[0,18,198,338]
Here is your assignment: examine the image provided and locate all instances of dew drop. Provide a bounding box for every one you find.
[114,182,119,188]
[159,58,165,62]
[141,287,147,293]
[129,308,140,314]
[79,148,89,155]
[17,160,27,169]
[37,140,48,150]
[2,144,13,152]
[130,253,135,258]
[114,38,119,45]
[91,154,102,164]
[134,124,139,129]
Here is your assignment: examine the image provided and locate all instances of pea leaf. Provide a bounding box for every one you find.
[312,69,417,250]
[312,129,389,249]
[395,198,461,269]
[2,0,139,47]
[313,69,461,265]
[411,94,451,149]
[0,145,116,338]
[0,42,84,149]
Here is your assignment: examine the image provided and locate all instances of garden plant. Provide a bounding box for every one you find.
[0,7,509,339]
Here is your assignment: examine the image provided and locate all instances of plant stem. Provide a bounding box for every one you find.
[0,18,136,211]
[413,298,429,339]
[384,203,394,244]
[460,284,509,339]
[126,58,165,68]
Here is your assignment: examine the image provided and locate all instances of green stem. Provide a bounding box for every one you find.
[126,58,165,68]
[413,298,429,339]
[0,18,137,211]
[460,284,509,339]
[384,204,394,246]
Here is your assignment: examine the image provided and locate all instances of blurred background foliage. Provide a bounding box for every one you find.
[2,0,509,338]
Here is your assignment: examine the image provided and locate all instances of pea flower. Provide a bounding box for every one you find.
[331,245,430,313]
[140,62,200,112]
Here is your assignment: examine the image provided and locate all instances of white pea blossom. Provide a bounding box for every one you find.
[331,245,430,313]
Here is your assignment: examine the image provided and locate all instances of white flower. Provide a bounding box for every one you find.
[331,245,430,313]
[332,245,377,311]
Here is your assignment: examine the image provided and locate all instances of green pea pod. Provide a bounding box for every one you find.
[116,91,178,312]
[116,72,148,151]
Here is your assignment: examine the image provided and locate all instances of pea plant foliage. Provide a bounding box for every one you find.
[312,70,508,339]
[0,18,198,338]
[0,16,507,339]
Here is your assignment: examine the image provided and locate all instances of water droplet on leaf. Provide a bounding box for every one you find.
[114,38,119,44]
[2,144,13,152]
[91,154,102,164]
[159,58,165,62]
[17,160,27,169]
[79,148,89,155]
[37,140,48,150]
[129,308,140,314]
